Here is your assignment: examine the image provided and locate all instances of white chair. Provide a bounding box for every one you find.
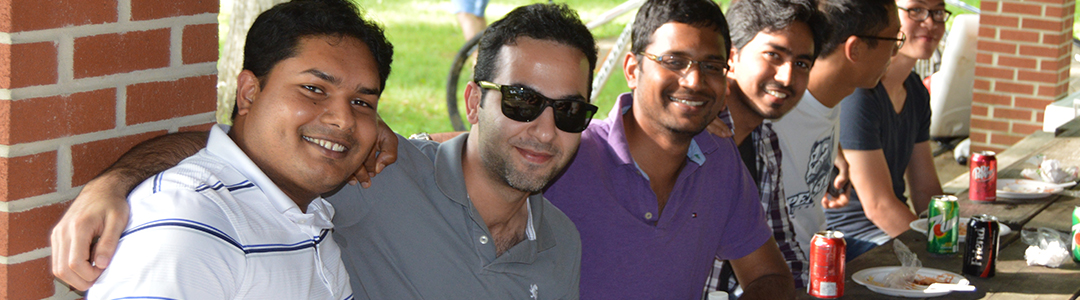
[929,14,979,139]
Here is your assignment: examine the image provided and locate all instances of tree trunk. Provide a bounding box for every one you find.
[216,0,288,125]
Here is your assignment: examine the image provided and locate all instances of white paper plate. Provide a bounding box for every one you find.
[996,179,1063,199]
[909,217,1012,238]
[852,266,966,298]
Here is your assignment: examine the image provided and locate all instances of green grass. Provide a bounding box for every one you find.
[223,0,1077,135]
[354,0,644,136]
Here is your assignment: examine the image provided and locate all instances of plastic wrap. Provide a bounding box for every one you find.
[1021,155,1078,184]
[1022,227,1070,268]
[883,240,923,288]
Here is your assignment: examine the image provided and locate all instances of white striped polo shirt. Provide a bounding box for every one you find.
[89,125,353,300]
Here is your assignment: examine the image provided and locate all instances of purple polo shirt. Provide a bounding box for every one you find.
[545,93,771,299]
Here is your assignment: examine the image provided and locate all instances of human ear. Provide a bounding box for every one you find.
[843,35,861,63]
[623,52,640,90]
[464,81,483,126]
[235,70,260,117]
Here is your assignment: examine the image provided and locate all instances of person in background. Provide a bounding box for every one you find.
[702,0,828,292]
[85,0,392,298]
[770,0,903,261]
[454,0,489,40]
[826,0,948,259]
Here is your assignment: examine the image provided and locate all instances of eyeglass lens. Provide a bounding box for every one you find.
[644,53,729,76]
[903,7,951,22]
[479,81,598,133]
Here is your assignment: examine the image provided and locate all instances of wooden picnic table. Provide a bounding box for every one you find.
[797,127,1080,299]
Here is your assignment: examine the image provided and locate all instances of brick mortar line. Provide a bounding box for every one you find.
[1,62,216,101]
[0,13,217,44]
[119,0,132,23]
[0,187,79,214]
[170,26,184,67]
[1016,15,1075,21]
[983,40,1072,49]
[0,112,215,159]
[47,281,84,300]
[0,247,50,264]
[58,145,73,191]
[990,79,1071,88]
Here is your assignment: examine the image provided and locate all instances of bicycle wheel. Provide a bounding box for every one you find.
[446,34,482,132]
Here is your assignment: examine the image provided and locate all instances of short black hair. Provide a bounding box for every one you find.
[630,0,731,59]
[473,3,598,99]
[817,0,895,56]
[727,0,830,60]
[236,0,394,119]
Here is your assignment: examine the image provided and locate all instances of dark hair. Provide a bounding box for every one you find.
[727,0,830,60]
[817,0,895,56]
[630,0,731,58]
[473,3,598,98]
[236,0,394,119]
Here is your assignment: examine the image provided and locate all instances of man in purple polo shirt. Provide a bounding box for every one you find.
[543,0,793,298]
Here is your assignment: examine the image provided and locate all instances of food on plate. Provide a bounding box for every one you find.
[913,276,946,286]
[1001,185,1048,193]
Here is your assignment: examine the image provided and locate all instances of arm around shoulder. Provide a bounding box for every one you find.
[51,130,208,290]
[88,191,242,300]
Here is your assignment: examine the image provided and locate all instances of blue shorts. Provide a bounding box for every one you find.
[844,236,885,261]
[452,0,489,17]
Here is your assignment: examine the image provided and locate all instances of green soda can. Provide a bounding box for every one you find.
[1072,206,1079,262]
[927,195,960,255]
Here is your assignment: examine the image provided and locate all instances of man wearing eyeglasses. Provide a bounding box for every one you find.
[700,0,828,293]
[541,0,792,298]
[51,3,594,299]
[826,0,950,259]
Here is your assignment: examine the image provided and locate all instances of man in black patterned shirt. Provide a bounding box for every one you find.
[704,0,828,292]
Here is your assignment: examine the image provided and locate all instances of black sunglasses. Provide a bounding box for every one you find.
[476,81,598,133]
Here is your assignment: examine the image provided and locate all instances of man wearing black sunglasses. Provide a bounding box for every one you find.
[542,0,792,298]
[51,2,595,299]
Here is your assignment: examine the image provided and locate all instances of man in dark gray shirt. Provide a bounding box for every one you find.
[321,4,598,297]
[51,2,598,299]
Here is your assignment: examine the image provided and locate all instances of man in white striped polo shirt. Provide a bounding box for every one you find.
[82,0,393,298]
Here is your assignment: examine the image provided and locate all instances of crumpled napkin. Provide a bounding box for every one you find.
[883,240,922,288]
[1022,227,1070,268]
[1021,155,1078,184]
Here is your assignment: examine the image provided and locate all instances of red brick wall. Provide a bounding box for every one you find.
[0,0,218,298]
[973,0,1074,153]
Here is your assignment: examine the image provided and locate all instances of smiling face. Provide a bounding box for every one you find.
[232,35,380,204]
[728,21,815,120]
[466,37,590,193]
[896,0,947,60]
[626,22,728,136]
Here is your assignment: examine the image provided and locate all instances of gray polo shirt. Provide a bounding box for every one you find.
[328,133,581,300]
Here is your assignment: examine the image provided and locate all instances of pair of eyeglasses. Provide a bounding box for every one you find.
[899,7,952,23]
[856,31,907,54]
[475,81,598,133]
[639,52,730,76]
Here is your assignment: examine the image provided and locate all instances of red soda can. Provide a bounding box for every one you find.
[963,214,1000,278]
[969,151,997,202]
[808,230,845,298]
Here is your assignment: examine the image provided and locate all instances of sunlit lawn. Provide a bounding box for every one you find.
[220,0,1070,136]
[354,0,650,136]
